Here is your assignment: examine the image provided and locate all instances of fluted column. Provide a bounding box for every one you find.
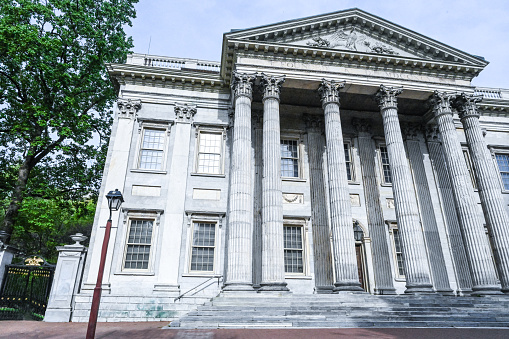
[429,91,501,295]
[319,79,362,292]
[353,119,396,294]
[259,74,288,291]
[375,85,434,294]
[453,93,509,293]
[223,72,256,291]
[403,124,453,294]
[305,115,334,293]
[425,126,473,294]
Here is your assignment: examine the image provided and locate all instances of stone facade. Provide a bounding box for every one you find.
[68,9,509,322]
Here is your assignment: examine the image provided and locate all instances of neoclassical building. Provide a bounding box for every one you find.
[55,9,509,322]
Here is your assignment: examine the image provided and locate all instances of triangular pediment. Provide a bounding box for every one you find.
[223,8,487,67]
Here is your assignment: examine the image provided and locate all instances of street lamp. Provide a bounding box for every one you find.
[86,189,124,339]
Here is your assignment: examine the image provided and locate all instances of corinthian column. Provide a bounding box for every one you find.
[223,72,256,291]
[259,73,288,292]
[375,85,434,294]
[453,93,509,293]
[429,91,501,295]
[319,79,362,292]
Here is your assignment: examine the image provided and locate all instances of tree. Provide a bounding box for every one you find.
[0,0,138,243]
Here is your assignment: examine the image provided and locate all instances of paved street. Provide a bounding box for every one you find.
[1,321,509,339]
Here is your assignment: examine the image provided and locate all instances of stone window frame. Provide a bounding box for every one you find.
[184,212,224,277]
[283,217,311,279]
[117,209,163,275]
[377,143,392,186]
[192,125,227,177]
[132,120,172,174]
[343,139,356,183]
[461,145,478,190]
[280,131,306,182]
[488,145,509,193]
[386,221,406,281]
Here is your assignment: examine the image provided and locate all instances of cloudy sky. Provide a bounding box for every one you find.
[125,0,509,89]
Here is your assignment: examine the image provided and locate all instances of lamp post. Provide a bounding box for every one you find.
[86,189,124,339]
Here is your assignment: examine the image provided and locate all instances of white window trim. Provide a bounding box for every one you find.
[489,146,509,193]
[281,132,305,181]
[193,125,227,176]
[387,221,405,281]
[283,217,310,278]
[377,143,392,187]
[133,121,172,172]
[117,209,163,274]
[344,139,356,183]
[184,212,224,276]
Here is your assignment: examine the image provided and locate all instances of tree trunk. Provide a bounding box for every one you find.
[2,156,34,244]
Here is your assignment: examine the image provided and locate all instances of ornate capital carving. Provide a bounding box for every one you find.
[424,124,441,143]
[401,123,421,141]
[117,98,141,119]
[304,114,324,133]
[260,73,285,101]
[352,118,373,136]
[375,85,402,110]
[452,93,482,120]
[318,79,345,107]
[428,91,455,118]
[252,110,263,129]
[174,103,197,123]
[231,71,256,100]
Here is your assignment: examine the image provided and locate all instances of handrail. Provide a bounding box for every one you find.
[174,275,222,302]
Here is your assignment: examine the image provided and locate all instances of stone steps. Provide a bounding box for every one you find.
[173,293,509,328]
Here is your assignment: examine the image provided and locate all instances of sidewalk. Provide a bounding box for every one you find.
[1,322,509,339]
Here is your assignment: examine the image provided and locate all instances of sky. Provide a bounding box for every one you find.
[125,0,509,89]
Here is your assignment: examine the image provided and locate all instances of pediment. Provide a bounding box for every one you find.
[223,8,487,67]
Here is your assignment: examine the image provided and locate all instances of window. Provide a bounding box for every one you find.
[495,153,509,190]
[463,149,478,189]
[388,222,405,279]
[196,130,224,175]
[344,142,354,181]
[281,139,299,178]
[123,219,154,270]
[284,225,304,274]
[379,145,392,184]
[139,128,165,170]
[190,222,217,272]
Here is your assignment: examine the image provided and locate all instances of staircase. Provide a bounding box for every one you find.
[172,293,509,328]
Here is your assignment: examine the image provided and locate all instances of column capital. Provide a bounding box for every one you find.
[428,91,456,118]
[117,98,141,119]
[304,114,324,133]
[260,73,285,101]
[401,123,421,141]
[424,124,441,143]
[375,85,402,110]
[452,93,483,120]
[174,103,197,123]
[318,79,345,107]
[231,71,256,100]
[352,118,373,137]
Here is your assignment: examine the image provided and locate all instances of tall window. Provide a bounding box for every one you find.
[190,222,216,272]
[284,225,304,273]
[379,145,392,184]
[139,128,165,170]
[463,149,478,189]
[344,142,354,181]
[124,219,154,270]
[196,131,223,174]
[495,153,509,190]
[281,139,299,178]
[390,224,405,279]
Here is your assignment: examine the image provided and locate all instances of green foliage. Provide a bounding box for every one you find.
[0,0,138,238]
[1,196,96,262]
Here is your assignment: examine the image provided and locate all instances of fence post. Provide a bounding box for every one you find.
[44,234,88,322]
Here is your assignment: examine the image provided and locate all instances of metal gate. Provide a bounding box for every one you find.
[0,256,55,320]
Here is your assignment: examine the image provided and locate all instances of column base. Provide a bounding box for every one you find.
[471,285,503,296]
[457,288,473,296]
[222,283,255,292]
[436,288,456,296]
[404,283,435,294]
[374,288,397,295]
[333,281,364,292]
[258,282,289,292]
[315,285,334,294]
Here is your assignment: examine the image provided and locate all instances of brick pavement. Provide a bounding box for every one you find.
[1,321,509,339]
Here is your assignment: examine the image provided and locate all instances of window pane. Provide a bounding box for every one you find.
[284,226,304,273]
[197,132,223,174]
[393,228,405,277]
[140,150,163,169]
[380,146,392,184]
[142,129,165,150]
[191,222,216,272]
[344,143,352,181]
[281,140,299,177]
[496,154,509,190]
[124,220,153,270]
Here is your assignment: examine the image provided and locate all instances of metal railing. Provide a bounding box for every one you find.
[174,276,222,302]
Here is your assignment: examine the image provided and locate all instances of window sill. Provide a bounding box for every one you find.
[285,275,312,280]
[380,183,392,187]
[130,169,167,175]
[115,271,155,276]
[394,277,406,282]
[282,177,307,183]
[182,273,221,278]
[348,181,361,186]
[190,173,226,178]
